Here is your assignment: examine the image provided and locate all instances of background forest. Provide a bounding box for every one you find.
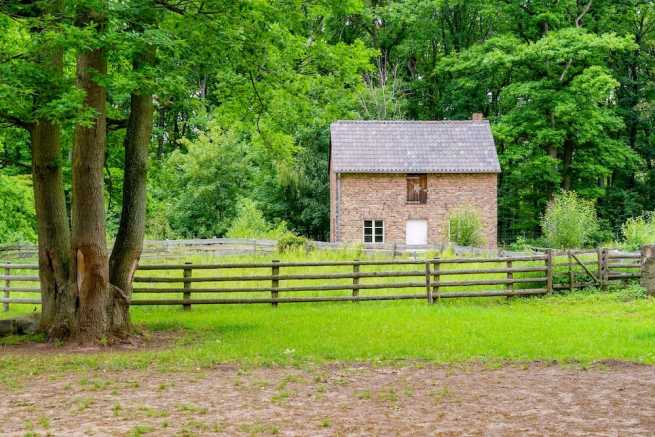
[1,0,654,247]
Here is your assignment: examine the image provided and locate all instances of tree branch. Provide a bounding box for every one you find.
[0,113,33,131]
[575,0,593,28]
[559,58,573,82]
[248,70,266,135]
[154,0,187,15]
[560,0,593,82]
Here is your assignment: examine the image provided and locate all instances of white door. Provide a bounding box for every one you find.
[406,219,428,245]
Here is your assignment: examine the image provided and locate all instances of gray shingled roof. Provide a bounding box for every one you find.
[330,120,501,174]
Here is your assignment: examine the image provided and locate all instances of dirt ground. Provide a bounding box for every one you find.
[1,361,654,436]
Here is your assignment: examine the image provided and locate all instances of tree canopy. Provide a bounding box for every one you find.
[2,0,655,244]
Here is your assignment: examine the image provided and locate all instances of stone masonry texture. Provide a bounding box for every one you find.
[330,172,497,248]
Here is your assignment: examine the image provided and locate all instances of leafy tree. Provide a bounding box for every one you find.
[0,0,228,341]
[154,126,252,238]
[438,26,637,239]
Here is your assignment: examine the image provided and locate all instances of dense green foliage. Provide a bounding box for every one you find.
[226,198,289,240]
[542,191,599,249]
[152,127,253,238]
[0,175,36,243]
[2,0,655,246]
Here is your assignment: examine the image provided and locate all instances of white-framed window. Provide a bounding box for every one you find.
[364,220,384,243]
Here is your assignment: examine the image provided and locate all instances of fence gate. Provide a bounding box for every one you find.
[568,250,602,288]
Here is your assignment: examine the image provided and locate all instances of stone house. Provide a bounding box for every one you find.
[329,118,501,247]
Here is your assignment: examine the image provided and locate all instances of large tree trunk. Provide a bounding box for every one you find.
[29,3,77,338]
[32,120,77,338]
[109,50,155,335]
[72,13,114,341]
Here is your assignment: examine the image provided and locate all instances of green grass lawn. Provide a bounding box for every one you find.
[2,287,654,387]
[0,249,650,388]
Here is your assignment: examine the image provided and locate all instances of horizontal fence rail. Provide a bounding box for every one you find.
[0,249,644,310]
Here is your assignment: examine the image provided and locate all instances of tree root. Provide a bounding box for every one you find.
[0,313,39,337]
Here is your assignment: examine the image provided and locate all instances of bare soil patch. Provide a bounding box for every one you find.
[1,362,654,436]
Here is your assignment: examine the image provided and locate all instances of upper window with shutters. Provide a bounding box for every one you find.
[406,174,427,204]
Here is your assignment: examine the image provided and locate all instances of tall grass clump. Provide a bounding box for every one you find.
[448,206,486,247]
[621,212,655,250]
[541,191,599,249]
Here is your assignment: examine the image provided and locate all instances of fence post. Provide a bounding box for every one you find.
[425,260,432,304]
[596,247,603,290]
[352,259,360,302]
[640,245,655,295]
[600,248,609,290]
[271,260,279,307]
[505,259,513,298]
[431,258,440,304]
[3,264,9,312]
[183,262,192,311]
[546,249,553,294]
[568,250,573,293]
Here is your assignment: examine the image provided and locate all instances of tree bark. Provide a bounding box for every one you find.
[31,120,77,338]
[109,50,155,335]
[28,0,77,338]
[72,9,113,341]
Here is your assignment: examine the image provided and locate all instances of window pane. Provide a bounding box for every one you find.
[364,220,383,243]
[364,220,373,243]
[374,221,383,243]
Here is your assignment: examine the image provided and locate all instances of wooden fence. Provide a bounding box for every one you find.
[0,249,643,311]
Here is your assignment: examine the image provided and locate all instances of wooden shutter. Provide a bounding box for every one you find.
[407,174,427,204]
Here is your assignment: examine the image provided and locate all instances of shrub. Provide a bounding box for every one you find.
[541,191,599,249]
[621,212,655,250]
[276,232,315,253]
[448,206,486,247]
[614,283,648,302]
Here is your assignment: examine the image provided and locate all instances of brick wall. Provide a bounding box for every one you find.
[330,172,497,248]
